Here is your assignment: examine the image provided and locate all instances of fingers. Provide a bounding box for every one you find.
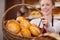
[42,20,48,24]
[41,16,47,20]
[41,16,49,27]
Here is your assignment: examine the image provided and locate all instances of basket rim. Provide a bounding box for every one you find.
[2,3,41,27]
[3,4,41,20]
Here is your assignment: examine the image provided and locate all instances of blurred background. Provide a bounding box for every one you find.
[0,0,60,40]
[0,0,4,40]
[5,0,60,19]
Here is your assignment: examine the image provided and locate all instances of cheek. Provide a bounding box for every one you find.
[41,6,53,12]
[47,6,53,10]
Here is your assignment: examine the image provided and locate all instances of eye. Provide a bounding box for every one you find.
[41,4,44,7]
[46,4,50,6]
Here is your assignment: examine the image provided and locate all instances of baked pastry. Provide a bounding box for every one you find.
[21,28,31,38]
[6,20,20,34]
[30,11,41,18]
[20,20,31,29]
[30,24,41,36]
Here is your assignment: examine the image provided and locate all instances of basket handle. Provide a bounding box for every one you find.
[3,4,41,20]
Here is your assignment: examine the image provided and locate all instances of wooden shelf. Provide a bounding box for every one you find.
[35,2,60,8]
[32,2,60,8]
[55,2,60,7]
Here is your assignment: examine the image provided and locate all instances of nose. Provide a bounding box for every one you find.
[43,5,47,9]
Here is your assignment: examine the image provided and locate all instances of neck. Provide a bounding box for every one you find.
[46,12,52,23]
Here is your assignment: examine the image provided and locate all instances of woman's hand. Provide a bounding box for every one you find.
[41,11,50,28]
[41,16,49,28]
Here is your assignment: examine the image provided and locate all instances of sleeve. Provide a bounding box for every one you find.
[30,19,39,26]
[30,18,43,28]
[44,23,55,32]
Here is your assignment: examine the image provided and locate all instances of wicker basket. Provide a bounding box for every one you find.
[2,4,41,40]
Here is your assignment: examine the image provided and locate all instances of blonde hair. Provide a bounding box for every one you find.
[40,0,55,5]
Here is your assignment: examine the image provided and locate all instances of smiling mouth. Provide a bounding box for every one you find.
[43,9,49,12]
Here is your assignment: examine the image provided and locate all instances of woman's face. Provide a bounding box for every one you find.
[40,0,54,16]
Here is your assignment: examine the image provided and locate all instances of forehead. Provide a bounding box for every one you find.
[40,0,52,4]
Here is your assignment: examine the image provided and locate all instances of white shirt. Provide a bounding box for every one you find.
[30,18,60,34]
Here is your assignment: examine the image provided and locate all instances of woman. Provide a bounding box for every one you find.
[30,0,60,34]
